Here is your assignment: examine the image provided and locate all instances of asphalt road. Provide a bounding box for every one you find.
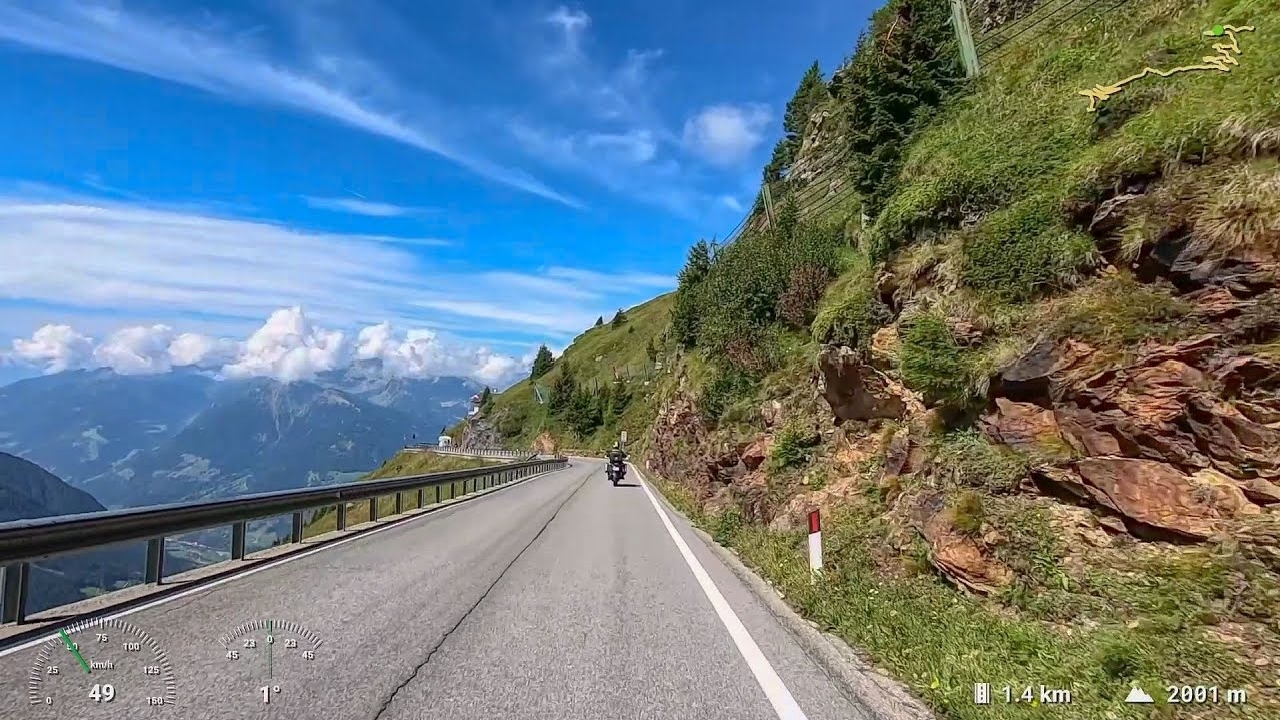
[0,459,876,720]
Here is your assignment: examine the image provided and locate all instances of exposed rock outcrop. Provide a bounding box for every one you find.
[976,331,1280,540]
[816,344,923,423]
[913,494,1014,595]
[532,431,558,455]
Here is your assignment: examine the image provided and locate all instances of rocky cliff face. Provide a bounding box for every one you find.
[642,163,1280,681]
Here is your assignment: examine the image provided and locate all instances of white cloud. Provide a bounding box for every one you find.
[510,8,758,219]
[168,332,241,369]
[92,324,180,375]
[0,1,581,208]
[509,120,713,218]
[545,6,591,58]
[303,196,426,217]
[0,192,669,373]
[543,266,674,291]
[682,104,772,167]
[720,195,745,212]
[356,323,523,386]
[222,307,350,382]
[11,324,95,373]
[6,307,530,387]
[583,130,659,165]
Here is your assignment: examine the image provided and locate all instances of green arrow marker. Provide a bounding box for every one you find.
[58,629,91,675]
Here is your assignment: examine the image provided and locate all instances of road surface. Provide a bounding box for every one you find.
[0,459,876,720]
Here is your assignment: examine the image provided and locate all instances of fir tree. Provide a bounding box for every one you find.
[530,344,555,381]
[831,0,962,221]
[782,61,830,156]
[671,239,714,348]
[548,363,577,413]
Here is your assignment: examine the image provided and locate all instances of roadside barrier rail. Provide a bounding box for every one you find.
[0,456,568,625]
[405,444,532,460]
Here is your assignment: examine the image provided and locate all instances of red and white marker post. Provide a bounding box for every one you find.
[807,509,823,582]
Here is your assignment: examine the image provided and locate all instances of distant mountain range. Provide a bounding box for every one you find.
[0,451,196,615]
[0,361,481,509]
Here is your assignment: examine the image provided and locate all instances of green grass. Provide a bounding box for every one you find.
[303,451,502,536]
[872,0,1280,264]
[483,293,675,452]
[649,474,1274,720]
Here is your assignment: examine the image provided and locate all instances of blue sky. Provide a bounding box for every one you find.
[0,0,875,387]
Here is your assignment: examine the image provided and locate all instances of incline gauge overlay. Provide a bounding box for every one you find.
[220,619,323,705]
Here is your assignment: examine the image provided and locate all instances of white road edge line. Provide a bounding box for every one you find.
[0,467,560,659]
[637,470,809,720]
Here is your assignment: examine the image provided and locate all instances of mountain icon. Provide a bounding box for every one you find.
[1125,687,1155,704]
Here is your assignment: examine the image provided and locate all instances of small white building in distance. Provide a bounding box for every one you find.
[438,435,453,447]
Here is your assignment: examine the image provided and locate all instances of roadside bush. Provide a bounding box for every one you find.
[931,430,1029,493]
[811,257,891,352]
[768,422,818,472]
[899,311,975,407]
[700,367,757,425]
[695,218,844,371]
[777,264,835,329]
[960,196,1097,303]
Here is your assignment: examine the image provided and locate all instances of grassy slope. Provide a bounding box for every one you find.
[678,2,1279,718]
[476,2,1279,717]
[303,451,501,536]
[484,293,674,452]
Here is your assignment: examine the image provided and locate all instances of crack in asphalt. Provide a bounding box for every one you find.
[368,471,593,720]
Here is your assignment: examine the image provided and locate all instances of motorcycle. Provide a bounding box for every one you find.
[606,457,627,486]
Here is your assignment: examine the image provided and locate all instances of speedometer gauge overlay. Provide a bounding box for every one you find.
[28,617,176,712]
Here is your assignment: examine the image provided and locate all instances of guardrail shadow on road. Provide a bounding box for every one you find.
[0,456,568,633]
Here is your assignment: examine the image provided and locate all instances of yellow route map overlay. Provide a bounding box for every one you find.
[1079,24,1256,112]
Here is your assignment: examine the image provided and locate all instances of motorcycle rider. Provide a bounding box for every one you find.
[606,442,627,480]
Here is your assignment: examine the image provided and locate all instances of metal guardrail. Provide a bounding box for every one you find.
[0,456,568,625]
[406,444,532,460]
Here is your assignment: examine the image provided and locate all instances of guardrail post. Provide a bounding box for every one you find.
[1,562,30,624]
[394,492,404,515]
[416,487,425,509]
[337,503,348,531]
[369,498,379,523]
[144,538,166,584]
[231,521,247,560]
[290,512,304,544]
[435,485,441,505]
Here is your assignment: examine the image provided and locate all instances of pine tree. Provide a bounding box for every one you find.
[549,363,577,413]
[610,309,627,328]
[762,139,793,184]
[678,240,712,286]
[831,0,962,222]
[595,316,604,327]
[783,62,829,147]
[479,386,492,409]
[529,344,555,381]
[671,239,714,348]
